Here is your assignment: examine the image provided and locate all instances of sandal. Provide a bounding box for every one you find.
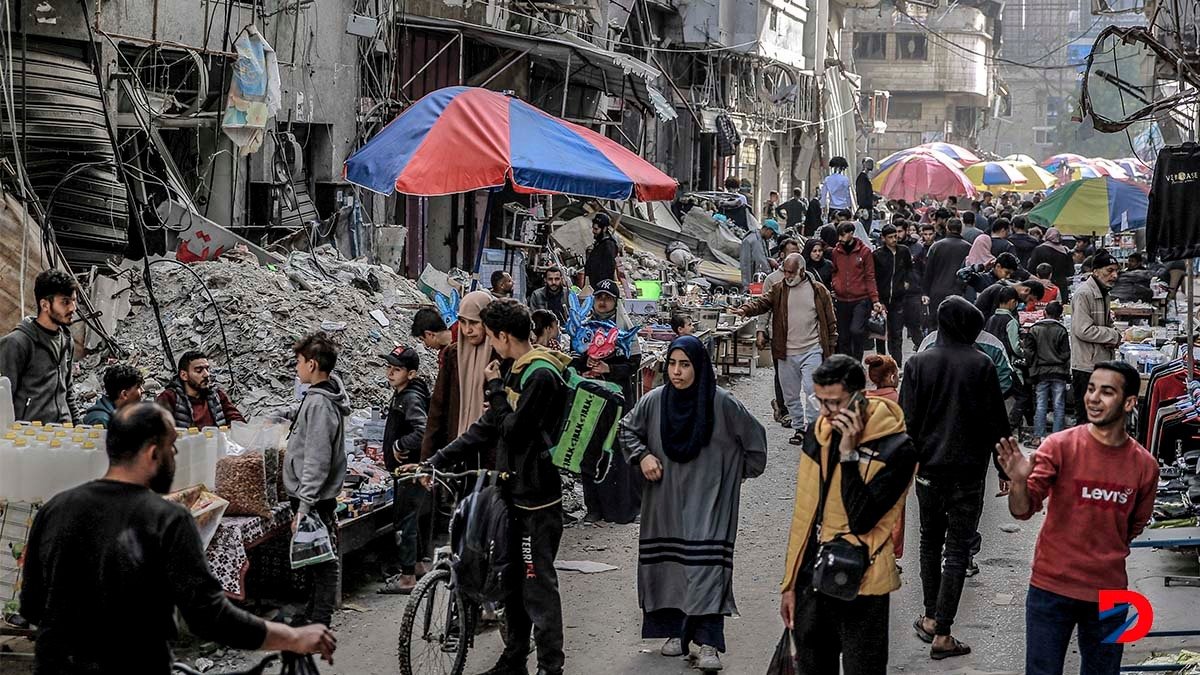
[912,617,934,644]
[377,574,417,594]
[931,636,972,660]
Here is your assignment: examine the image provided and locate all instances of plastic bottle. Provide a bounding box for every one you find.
[0,376,15,430]
[0,432,15,499]
[83,441,104,482]
[202,429,219,488]
[9,438,28,502]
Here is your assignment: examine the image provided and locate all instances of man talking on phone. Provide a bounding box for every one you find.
[779,355,917,673]
[901,296,1011,660]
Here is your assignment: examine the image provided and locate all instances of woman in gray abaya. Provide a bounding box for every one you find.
[618,335,767,672]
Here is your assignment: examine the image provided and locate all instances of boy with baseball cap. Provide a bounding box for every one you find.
[379,346,432,594]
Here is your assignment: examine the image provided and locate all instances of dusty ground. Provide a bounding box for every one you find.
[230,366,1200,675]
[5,365,1200,675]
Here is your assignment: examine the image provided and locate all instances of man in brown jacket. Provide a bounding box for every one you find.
[735,253,837,443]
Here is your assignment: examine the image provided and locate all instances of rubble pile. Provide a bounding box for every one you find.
[623,250,671,280]
[79,247,436,416]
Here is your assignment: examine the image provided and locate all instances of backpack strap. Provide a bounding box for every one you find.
[519,356,565,388]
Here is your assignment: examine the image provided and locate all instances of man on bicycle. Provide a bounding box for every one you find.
[424,299,569,675]
[20,403,337,673]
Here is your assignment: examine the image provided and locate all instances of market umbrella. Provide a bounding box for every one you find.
[1026,176,1149,234]
[876,147,960,174]
[874,152,977,201]
[343,86,677,201]
[1115,157,1152,181]
[1090,157,1131,180]
[1007,162,1058,191]
[1005,153,1038,164]
[964,161,1028,189]
[1055,162,1103,184]
[916,142,981,166]
[1041,153,1089,173]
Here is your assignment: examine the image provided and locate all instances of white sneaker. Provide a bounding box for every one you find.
[696,645,722,671]
[661,637,684,657]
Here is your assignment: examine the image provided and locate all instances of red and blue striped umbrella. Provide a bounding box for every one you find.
[344,86,677,201]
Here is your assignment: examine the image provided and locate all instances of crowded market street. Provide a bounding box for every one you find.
[172,367,1199,675]
[6,1,1200,674]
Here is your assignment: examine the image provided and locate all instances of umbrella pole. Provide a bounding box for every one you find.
[470,189,497,292]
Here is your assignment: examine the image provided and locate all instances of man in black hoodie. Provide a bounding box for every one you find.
[0,269,81,423]
[380,346,431,594]
[426,299,568,675]
[922,218,972,315]
[901,297,1011,661]
[873,224,913,366]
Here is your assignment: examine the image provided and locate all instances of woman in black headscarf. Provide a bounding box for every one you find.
[617,336,767,672]
[802,237,834,288]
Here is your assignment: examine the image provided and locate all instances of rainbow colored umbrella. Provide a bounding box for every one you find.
[916,142,981,166]
[1041,153,1089,173]
[964,161,1027,188]
[344,86,677,200]
[874,152,977,201]
[1008,162,1058,191]
[1026,176,1149,234]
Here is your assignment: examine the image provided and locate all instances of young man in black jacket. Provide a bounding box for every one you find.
[901,296,1011,661]
[922,218,972,317]
[380,346,431,594]
[873,224,913,366]
[426,299,568,675]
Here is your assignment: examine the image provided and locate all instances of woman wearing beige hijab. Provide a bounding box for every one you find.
[420,290,498,468]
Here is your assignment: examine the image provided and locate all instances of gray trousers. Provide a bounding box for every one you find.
[777,348,824,429]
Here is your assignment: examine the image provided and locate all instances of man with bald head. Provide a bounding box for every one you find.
[734,252,838,444]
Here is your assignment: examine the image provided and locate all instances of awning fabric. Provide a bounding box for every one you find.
[397,14,660,109]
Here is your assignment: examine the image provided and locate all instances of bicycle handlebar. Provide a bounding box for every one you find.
[393,467,509,482]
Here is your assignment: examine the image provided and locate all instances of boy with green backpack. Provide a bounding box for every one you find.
[424,299,577,675]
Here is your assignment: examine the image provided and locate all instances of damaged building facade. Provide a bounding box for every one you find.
[843,0,1003,161]
[3,0,860,279]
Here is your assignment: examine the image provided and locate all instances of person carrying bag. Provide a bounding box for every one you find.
[777,355,918,675]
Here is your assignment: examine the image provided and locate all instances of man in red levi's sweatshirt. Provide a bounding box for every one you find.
[997,360,1158,675]
[829,222,883,361]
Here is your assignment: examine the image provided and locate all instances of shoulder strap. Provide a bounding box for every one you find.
[520,357,565,388]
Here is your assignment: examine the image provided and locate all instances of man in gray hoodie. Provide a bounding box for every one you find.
[283,332,350,627]
[0,269,81,424]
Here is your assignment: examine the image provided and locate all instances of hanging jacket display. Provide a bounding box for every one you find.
[715,113,741,157]
[1146,143,1200,261]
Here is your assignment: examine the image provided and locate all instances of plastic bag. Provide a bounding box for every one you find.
[290,513,336,569]
[766,629,797,675]
[217,418,290,517]
[163,485,229,550]
[281,651,322,674]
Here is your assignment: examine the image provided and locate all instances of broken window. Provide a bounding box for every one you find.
[853,33,887,60]
[896,34,928,61]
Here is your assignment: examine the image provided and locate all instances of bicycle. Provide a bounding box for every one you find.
[396,467,509,675]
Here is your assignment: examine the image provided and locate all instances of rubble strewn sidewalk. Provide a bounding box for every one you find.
[77,247,435,417]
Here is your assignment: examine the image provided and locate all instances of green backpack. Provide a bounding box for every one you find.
[519,358,626,480]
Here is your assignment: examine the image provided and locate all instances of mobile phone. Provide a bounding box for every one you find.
[849,391,868,419]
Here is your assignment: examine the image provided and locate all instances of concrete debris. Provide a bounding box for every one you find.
[79,246,435,417]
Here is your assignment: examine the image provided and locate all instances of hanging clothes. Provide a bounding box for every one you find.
[1146,143,1200,261]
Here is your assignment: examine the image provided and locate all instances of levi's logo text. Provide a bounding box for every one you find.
[1073,480,1135,509]
[1099,590,1153,643]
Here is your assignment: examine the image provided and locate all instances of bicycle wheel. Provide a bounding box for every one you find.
[398,568,470,675]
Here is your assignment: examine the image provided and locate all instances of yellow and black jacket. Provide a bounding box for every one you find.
[781,397,917,596]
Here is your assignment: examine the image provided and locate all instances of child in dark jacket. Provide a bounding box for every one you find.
[1025,301,1071,445]
[379,346,431,594]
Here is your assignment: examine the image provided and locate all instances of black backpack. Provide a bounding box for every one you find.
[450,474,512,604]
